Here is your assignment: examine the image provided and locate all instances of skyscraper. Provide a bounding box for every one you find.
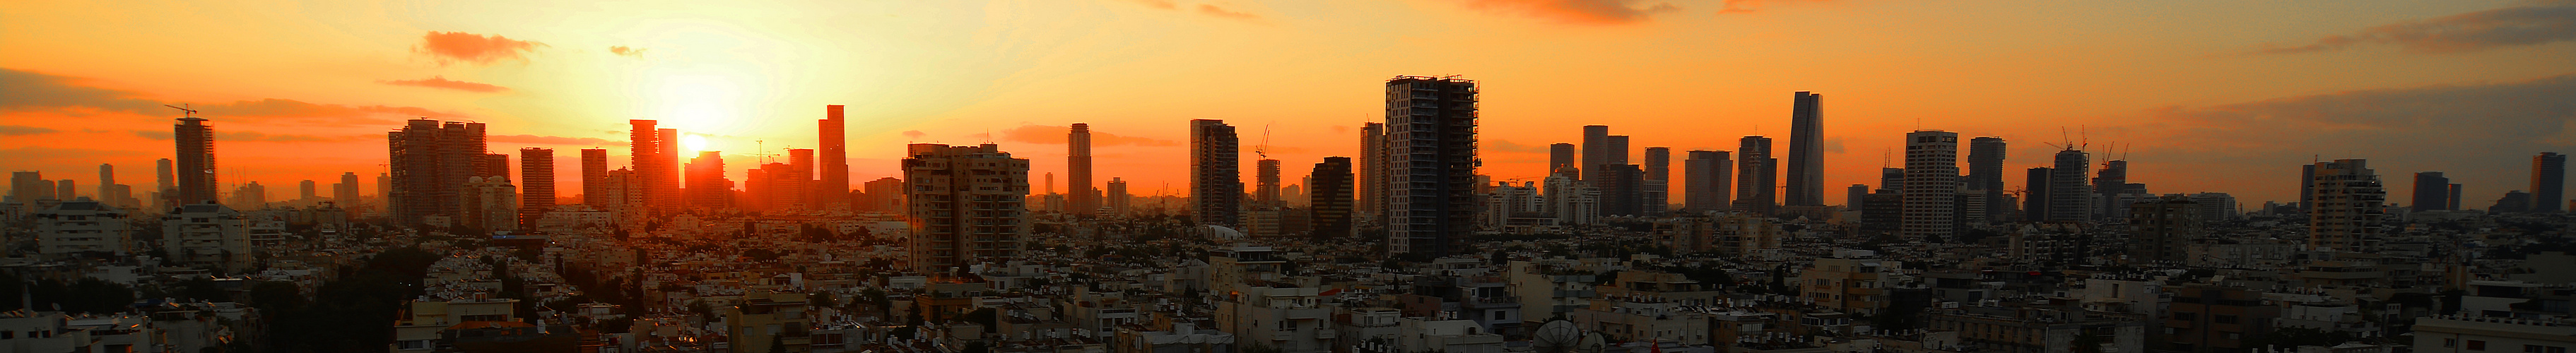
[1385,76,1478,258]
[1683,150,1732,213]
[686,151,731,210]
[1735,136,1777,215]
[1582,126,1610,181]
[1107,177,1131,217]
[657,128,681,214]
[1359,122,1386,222]
[336,172,360,218]
[298,180,316,203]
[1902,131,1959,241]
[2536,152,2566,213]
[582,148,608,208]
[1784,91,1825,207]
[820,105,850,209]
[2308,159,2383,251]
[518,148,553,229]
[1192,119,1242,227]
[2047,148,2090,222]
[1256,159,1282,206]
[9,172,45,213]
[1311,157,1354,239]
[630,120,664,216]
[387,119,486,226]
[904,143,1029,274]
[174,115,218,205]
[1068,123,1095,215]
[1550,143,1576,174]
[1596,164,1643,217]
[154,159,173,210]
[2412,172,2451,212]
[1606,136,1630,167]
[1968,137,2007,222]
[2095,160,2129,219]
[1644,146,1669,215]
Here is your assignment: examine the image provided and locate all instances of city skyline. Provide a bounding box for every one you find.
[4,0,2575,206]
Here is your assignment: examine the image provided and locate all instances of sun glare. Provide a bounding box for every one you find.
[683,134,710,153]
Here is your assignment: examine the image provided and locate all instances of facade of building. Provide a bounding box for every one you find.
[1683,150,1731,213]
[517,148,553,229]
[819,104,850,210]
[1784,91,1825,208]
[2415,172,2452,212]
[2536,152,2565,213]
[2048,149,2091,223]
[163,203,249,273]
[173,116,218,205]
[36,198,131,257]
[2307,159,2384,251]
[1310,157,1354,239]
[1384,76,1478,258]
[1902,131,1960,241]
[388,119,487,227]
[1969,136,2008,222]
[903,143,1030,274]
[1069,123,1096,215]
[1736,136,1776,215]
[1192,119,1242,228]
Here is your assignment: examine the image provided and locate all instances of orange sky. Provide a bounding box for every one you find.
[4,0,2572,207]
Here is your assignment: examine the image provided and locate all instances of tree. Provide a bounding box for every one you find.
[769,335,788,353]
[248,281,305,311]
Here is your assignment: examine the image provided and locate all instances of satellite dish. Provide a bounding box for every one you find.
[1576,332,1608,353]
[1532,320,1580,353]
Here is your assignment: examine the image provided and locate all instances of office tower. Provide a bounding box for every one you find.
[2493,191,2534,213]
[336,172,360,218]
[684,151,729,210]
[581,148,608,207]
[37,197,131,257]
[2536,152,2566,212]
[1360,122,1386,221]
[478,154,510,180]
[1902,131,1959,241]
[1879,168,1906,194]
[163,203,249,273]
[1255,159,1283,207]
[1582,126,1610,181]
[630,121,666,216]
[1683,150,1733,213]
[1069,123,1095,215]
[1384,76,1478,258]
[174,115,218,205]
[155,159,174,210]
[2047,148,2090,222]
[228,182,264,209]
[1595,164,1644,216]
[2026,167,2051,222]
[518,148,554,229]
[657,128,680,213]
[1968,137,2007,222]
[459,176,517,231]
[377,173,390,213]
[2299,164,2316,213]
[1546,173,1601,225]
[2307,159,2384,251]
[54,180,74,202]
[1607,136,1631,167]
[1107,178,1131,216]
[1734,136,1777,215]
[1644,147,1670,215]
[601,169,643,217]
[10,172,43,214]
[748,161,806,213]
[819,105,850,209]
[2129,196,2201,264]
[2189,193,2240,221]
[861,177,905,213]
[298,180,317,203]
[903,143,1030,274]
[1311,157,1354,238]
[387,119,487,226]
[1784,91,1825,207]
[1551,143,1576,174]
[1846,184,1869,210]
[95,164,119,207]
[2095,160,2128,219]
[2448,184,2463,210]
[2413,172,2451,212]
[1191,119,1242,227]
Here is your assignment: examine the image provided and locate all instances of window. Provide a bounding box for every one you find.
[2446,338,2457,348]
[2214,315,2239,324]
[2470,340,2487,351]
[2173,312,2197,321]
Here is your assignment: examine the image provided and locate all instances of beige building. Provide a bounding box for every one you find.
[728,292,813,353]
[163,203,251,273]
[903,143,1030,274]
[36,197,132,258]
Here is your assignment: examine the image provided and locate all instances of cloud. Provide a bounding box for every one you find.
[1126,0,1179,10]
[1197,4,1260,20]
[416,31,543,65]
[1463,0,1679,25]
[0,147,146,164]
[998,124,1181,147]
[902,131,927,140]
[2,68,466,125]
[380,76,509,92]
[1718,0,1831,13]
[1485,140,1554,154]
[2120,73,2576,201]
[2252,1,2576,54]
[608,46,646,58]
[0,125,58,136]
[1119,0,1261,20]
[129,130,340,142]
[490,134,623,146]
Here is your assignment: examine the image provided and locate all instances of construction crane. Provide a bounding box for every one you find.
[1254,123,1274,159]
[163,104,198,116]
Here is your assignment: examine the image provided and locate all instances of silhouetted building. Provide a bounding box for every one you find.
[518,148,553,229]
[459,176,516,231]
[1069,123,1096,215]
[1582,125,1610,181]
[1968,136,2007,222]
[1902,131,1959,241]
[174,115,218,205]
[2048,148,2090,222]
[2307,159,2383,251]
[1550,143,1576,175]
[1643,146,1670,215]
[388,119,486,227]
[2493,191,2534,213]
[685,151,730,210]
[1596,165,1644,217]
[2448,183,2463,210]
[2130,196,2201,264]
[1360,122,1385,222]
[1311,157,1354,238]
[2025,167,2051,222]
[903,143,1029,274]
[1683,150,1732,213]
[2413,172,2452,212]
[581,148,608,208]
[1736,136,1776,215]
[1785,91,1825,208]
[1106,177,1130,216]
[820,105,850,209]
[630,120,671,216]
[1257,159,1283,207]
[2536,152,2565,213]
[1192,119,1242,227]
[1385,76,1478,258]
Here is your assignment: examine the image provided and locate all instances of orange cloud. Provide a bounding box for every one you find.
[999,124,1180,147]
[0,125,59,136]
[416,31,543,65]
[1464,0,1679,25]
[1197,4,1260,20]
[609,45,647,58]
[380,76,509,92]
[2,68,464,125]
[2252,1,2576,54]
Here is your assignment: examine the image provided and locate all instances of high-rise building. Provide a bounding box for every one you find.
[1880,168,1905,195]
[1784,91,1825,207]
[1256,159,1283,207]
[1683,150,1733,213]
[1310,157,1354,239]
[2025,167,2051,222]
[174,115,218,205]
[1644,146,1670,215]
[1582,126,1610,181]
[478,153,511,180]
[1846,184,1869,211]
[2413,172,2451,212]
[2307,159,2383,251]
[1360,122,1385,222]
[819,105,850,209]
[155,159,174,210]
[1106,178,1130,216]
[298,180,317,204]
[336,172,360,220]
[1550,143,1576,174]
[2095,160,2129,219]
[2448,184,2464,210]
[1735,136,1777,215]
[37,197,131,258]
[387,119,486,227]
[1902,131,1960,241]
[685,151,730,210]
[229,182,265,208]
[163,203,249,273]
[1596,164,1643,217]
[2130,196,2201,264]
[517,148,553,229]
[1384,76,1478,258]
[631,120,668,217]
[581,148,608,208]
[1968,137,2007,222]
[1192,119,1242,227]
[97,164,132,209]
[2048,148,2090,222]
[1069,123,1095,215]
[2536,152,2566,213]
[657,128,681,213]
[54,180,73,203]
[859,177,905,213]
[459,176,517,231]
[2299,164,2316,213]
[903,143,1029,274]
[10,172,47,214]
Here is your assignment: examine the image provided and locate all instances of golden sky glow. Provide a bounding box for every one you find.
[4,0,2573,205]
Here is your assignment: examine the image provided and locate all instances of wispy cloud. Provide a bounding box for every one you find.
[1462,0,1679,25]
[1197,4,1260,20]
[1,68,467,125]
[416,31,543,65]
[131,130,342,142]
[1117,0,1263,20]
[608,46,647,58]
[2120,73,2576,202]
[490,134,623,146]
[999,124,1181,147]
[380,76,508,92]
[2251,1,2576,54]
[0,125,59,136]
